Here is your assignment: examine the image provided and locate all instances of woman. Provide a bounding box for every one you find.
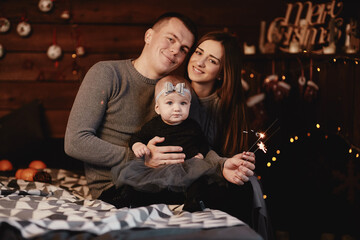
[187,31,247,157]
[185,31,272,240]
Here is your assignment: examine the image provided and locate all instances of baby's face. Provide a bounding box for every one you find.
[155,92,191,125]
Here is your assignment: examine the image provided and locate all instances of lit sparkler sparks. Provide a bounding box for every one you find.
[247,131,266,152]
[244,118,280,154]
[256,141,267,153]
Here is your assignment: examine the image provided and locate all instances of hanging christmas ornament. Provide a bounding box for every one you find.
[47,28,62,64]
[246,92,267,130]
[303,59,319,102]
[263,74,278,92]
[263,60,291,101]
[0,44,5,58]
[296,57,306,96]
[47,44,62,60]
[76,45,85,56]
[71,25,86,57]
[275,81,291,101]
[304,80,319,102]
[38,0,54,13]
[60,10,70,20]
[298,75,306,95]
[241,78,250,92]
[0,17,11,33]
[17,21,32,37]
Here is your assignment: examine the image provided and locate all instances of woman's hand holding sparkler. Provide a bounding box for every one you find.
[222,152,255,185]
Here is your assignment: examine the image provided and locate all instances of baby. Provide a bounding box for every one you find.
[129,74,209,160]
[117,75,212,195]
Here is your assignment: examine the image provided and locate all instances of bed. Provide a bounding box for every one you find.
[0,168,263,240]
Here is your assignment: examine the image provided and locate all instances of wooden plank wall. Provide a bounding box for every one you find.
[0,0,359,147]
[1,0,277,138]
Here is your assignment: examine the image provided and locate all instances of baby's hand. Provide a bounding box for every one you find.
[132,142,150,158]
[193,153,204,159]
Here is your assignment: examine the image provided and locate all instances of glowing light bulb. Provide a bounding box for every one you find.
[72,53,77,59]
[333,58,337,63]
[282,75,286,80]
[294,136,298,140]
[250,73,254,78]
[316,124,320,129]
[276,150,280,154]
[290,138,294,143]
[349,149,352,154]
[267,162,271,167]
[272,157,276,161]
[337,126,341,131]
[263,195,267,199]
[317,67,320,72]
[307,132,311,137]
[356,153,359,158]
[257,175,262,180]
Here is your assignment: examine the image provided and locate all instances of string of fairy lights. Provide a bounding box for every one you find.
[240,53,360,200]
[243,54,360,84]
[254,122,360,200]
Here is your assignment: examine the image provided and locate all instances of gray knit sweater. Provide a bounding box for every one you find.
[65,59,225,199]
[65,60,158,198]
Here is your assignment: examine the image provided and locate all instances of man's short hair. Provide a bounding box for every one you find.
[151,12,198,47]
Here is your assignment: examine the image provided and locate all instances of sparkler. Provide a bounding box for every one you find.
[253,125,281,153]
[243,118,280,154]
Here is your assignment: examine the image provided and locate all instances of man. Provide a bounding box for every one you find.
[65,12,255,205]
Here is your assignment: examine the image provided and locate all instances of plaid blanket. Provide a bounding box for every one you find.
[0,169,243,238]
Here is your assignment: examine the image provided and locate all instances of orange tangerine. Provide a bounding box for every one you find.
[0,159,13,171]
[29,160,47,170]
[15,169,24,179]
[21,168,38,181]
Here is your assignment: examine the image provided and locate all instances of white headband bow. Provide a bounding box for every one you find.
[155,82,191,102]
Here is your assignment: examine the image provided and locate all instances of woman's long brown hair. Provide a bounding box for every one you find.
[196,31,248,157]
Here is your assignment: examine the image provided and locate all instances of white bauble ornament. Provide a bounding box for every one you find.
[76,46,85,56]
[0,17,11,33]
[17,21,32,37]
[0,44,4,58]
[47,44,62,60]
[39,0,54,12]
[61,10,71,20]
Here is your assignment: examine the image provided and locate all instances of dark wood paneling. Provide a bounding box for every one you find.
[0,0,359,145]
[0,81,80,110]
[1,0,282,26]
[1,25,147,53]
[0,53,132,81]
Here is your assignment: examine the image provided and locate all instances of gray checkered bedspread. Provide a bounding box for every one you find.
[0,169,243,238]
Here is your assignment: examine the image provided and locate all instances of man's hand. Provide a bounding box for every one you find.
[222,152,255,185]
[144,136,185,168]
